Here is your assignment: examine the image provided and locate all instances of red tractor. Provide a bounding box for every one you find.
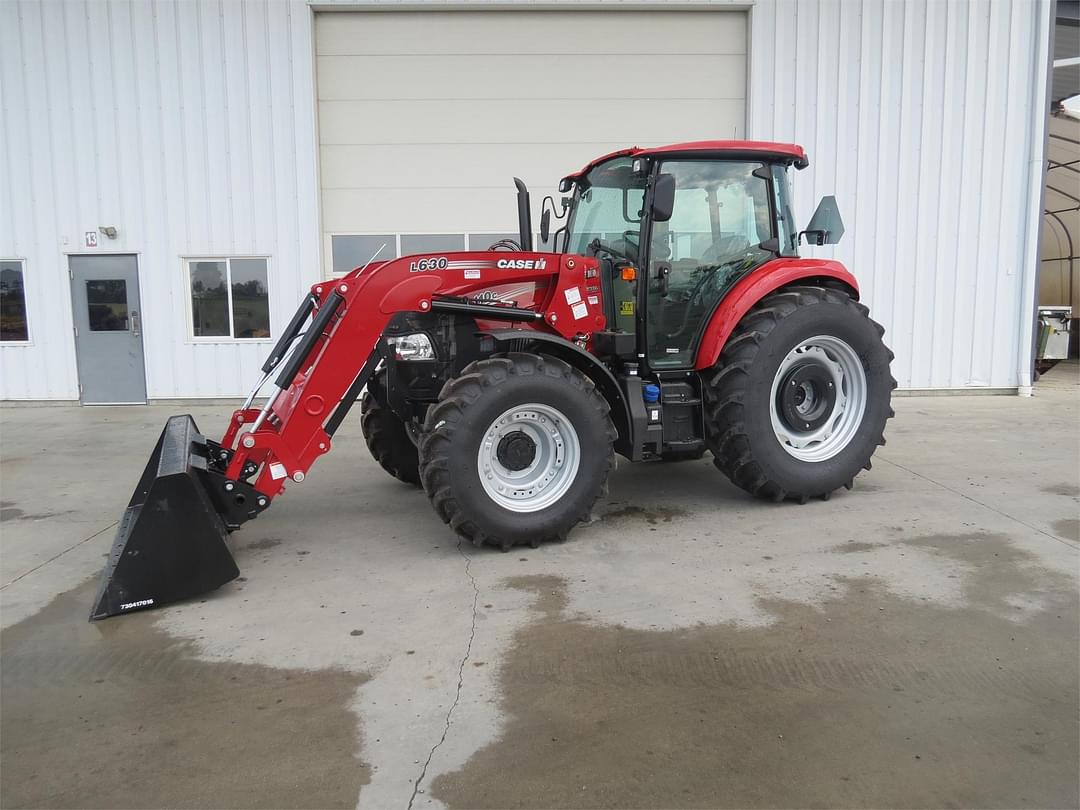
[91,140,894,620]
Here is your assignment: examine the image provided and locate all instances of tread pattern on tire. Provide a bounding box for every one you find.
[704,285,896,502]
[418,352,616,550]
[360,372,421,486]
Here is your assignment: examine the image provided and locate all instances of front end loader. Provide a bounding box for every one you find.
[90,140,895,620]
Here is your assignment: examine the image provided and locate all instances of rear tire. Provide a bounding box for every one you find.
[360,370,421,486]
[419,353,616,550]
[704,286,895,501]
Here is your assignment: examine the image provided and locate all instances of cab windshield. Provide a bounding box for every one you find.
[565,158,647,260]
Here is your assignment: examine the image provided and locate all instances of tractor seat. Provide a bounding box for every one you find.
[701,234,751,264]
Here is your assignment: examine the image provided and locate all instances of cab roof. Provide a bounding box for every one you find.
[563,140,809,184]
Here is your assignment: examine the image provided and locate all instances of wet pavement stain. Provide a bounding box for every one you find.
[1,579,370,809]
[433,535,1078,810]
[1041,483,1080,498]
[1052,518,1079,542]
[0,505,74,522]
[238,537,284,551]
[600,505,686,526]
[832,540,890,554]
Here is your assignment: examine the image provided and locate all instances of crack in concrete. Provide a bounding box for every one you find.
[406,539,479,810]
[877,455,1080,551]
[1,521,118,590]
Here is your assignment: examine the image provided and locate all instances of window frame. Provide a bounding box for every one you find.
[183,255,272,344]
[328,233,399,276]
[398,232,467,256]
[0,257,31,346]
[328,232,524,279]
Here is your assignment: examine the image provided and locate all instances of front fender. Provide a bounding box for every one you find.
[693,258,859,370]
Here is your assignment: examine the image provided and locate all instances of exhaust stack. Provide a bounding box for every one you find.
[514,177,533,251]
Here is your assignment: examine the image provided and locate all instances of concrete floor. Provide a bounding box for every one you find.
[1,364,1077,809]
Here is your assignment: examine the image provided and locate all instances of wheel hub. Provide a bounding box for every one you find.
[477,404,582,513]
[768,336,868,463]
[496,430,537,471]
[777,363,837,432]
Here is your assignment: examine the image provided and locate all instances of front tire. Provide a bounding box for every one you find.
[704,286,895,501]
[419,353,616,550]
[360,370,421,486]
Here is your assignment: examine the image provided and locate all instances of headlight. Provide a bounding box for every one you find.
[386,333,436,361]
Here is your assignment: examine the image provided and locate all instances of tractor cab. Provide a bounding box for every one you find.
[554,142,815,372]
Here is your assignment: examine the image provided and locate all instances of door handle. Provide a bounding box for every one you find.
[131,310,140,338]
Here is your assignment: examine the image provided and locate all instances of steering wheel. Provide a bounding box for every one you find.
[591,236,630,261]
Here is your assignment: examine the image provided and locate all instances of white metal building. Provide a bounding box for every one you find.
[0,0,1054,402]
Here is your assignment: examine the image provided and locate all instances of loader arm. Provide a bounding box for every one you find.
[220,251,603,500]
[90,250,603,620]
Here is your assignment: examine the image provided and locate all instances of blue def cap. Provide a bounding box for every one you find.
[643,384,661,403]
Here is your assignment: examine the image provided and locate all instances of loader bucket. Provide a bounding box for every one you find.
[89,415,240,621]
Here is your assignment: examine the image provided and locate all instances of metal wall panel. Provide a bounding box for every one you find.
[748,0,1052,390]
[0,0,1052,398]
[0,0,319,399]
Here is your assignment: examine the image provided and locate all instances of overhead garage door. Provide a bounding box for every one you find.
[315,10,747,276]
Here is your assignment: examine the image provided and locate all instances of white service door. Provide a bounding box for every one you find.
[315,10,747,275]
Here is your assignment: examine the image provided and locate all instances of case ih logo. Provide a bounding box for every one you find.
[497,258,546,270]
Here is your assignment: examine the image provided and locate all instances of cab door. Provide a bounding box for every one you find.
[644,161,776,369]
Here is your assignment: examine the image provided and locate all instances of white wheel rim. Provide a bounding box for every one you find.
[769,335,868,462]
[476,403,581,512]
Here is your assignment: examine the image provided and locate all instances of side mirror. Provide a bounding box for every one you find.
[650,173,676,223]
[540,208,551,243]
[800,195,844,246]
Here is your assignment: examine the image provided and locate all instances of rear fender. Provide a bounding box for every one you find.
[693,258,859,370]
[482,329,633,458]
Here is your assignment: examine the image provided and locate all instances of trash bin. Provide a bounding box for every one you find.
[1037,306,1072,360]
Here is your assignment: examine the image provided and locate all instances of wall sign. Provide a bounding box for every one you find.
[84,231,98,248]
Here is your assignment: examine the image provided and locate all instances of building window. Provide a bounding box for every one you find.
[468,233,519,251]
[0,260,29,342]
[400,233,465,255]
[331,234,397,274]
[187,257,270,339]
[86,280,129,331]
[330,231,545,277]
